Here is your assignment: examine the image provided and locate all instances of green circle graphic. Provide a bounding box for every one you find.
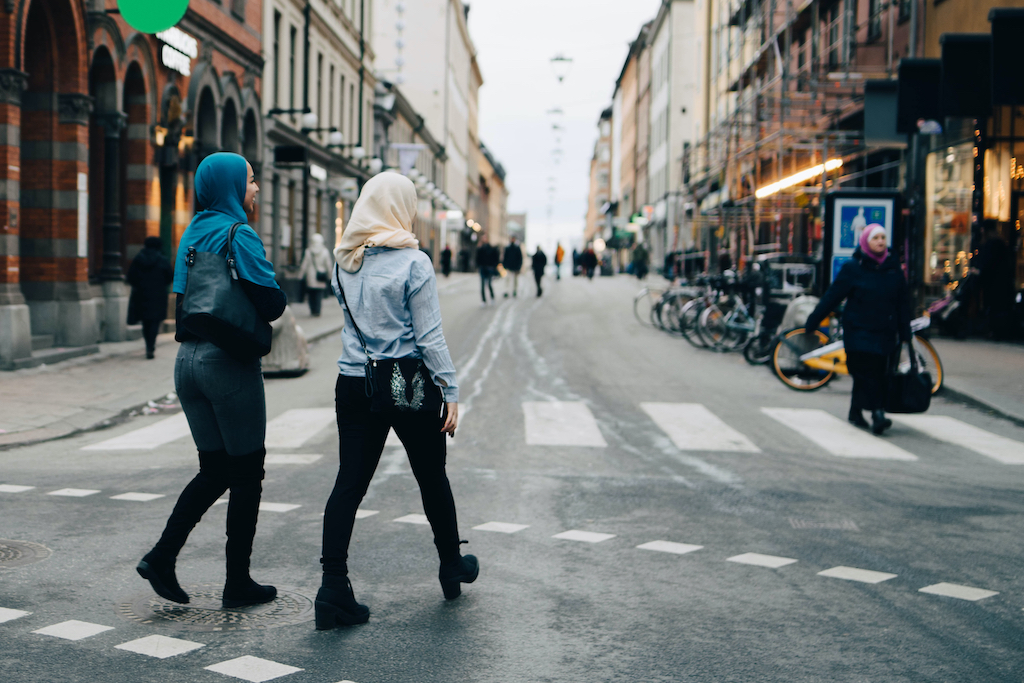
[119,0,189,35]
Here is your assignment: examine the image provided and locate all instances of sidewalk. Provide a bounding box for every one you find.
[0,300,347,449]
[929,337,1024,426]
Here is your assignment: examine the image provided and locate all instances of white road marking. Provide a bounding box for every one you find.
[761,408,918,460]
[0,607,31,623]
[892,415,1024,464]
[110,492,165,502]
[523,401,607,447]
[385,428,402,447]
[48,488,100,497]
[641,403,760,452]
[393,514,429,525]
[265,454,322,465]
[473,522,530,533]
[919,582,999,601]
[552,530,615,543]
[264,409,335,449]
[637,540,703,555]
[115,634,205,659]
[355,509,379,519]
[727,553,798,568]
[0,485,34,493]
[82,413,190,451]
[204,655,303,682]
[817,566,897,584]
[259,503,301,513]
[32,620,114,640]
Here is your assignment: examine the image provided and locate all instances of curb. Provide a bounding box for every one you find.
[938,384,1024,429]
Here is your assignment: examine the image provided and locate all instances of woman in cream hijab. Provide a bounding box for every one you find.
[316,172,477,630]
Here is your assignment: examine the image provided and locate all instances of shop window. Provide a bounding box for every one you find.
[868,0,883,42]
[925,143,974,284]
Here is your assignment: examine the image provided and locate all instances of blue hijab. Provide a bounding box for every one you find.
[172,152,279,294]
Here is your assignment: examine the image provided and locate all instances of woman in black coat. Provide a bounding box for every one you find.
[805,224,912,434]
[127,236,173,359]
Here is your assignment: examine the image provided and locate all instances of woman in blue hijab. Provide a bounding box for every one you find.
[137,153,287,609]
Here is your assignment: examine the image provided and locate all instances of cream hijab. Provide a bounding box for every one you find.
[335,172,420,272]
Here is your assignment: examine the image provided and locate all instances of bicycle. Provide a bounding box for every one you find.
[771,315,944,393]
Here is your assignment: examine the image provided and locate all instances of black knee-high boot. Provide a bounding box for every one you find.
[222,448,277,608]
[138,450,230,604]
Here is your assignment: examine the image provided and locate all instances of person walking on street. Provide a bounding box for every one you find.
[502,235,523,297]
[127,235,173,359]
[804,224,912,435]
[582,246,598,280]
[632,243,649,280]
[137,153,286,609]
[299,232,333,317]
[972,221,1015,339]
[555,242,565,280]
[441,245,452,277]
[476,234,499,304]
[318,172,474,630]
[532,245,548,297]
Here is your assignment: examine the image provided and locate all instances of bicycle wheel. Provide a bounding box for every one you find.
[678,299,708,348]
[663,292,693,335]
[911,335,944,394]
[633,288,656,328]
[743,332,774,365]
[771,328,834,391]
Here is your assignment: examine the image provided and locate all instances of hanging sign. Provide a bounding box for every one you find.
[119,0,190,35]
[156,27,198,77]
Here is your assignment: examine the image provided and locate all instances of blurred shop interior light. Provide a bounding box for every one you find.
[755,158,843,198]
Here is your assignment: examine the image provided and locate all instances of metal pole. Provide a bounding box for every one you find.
[358,0,365,150]
[301,0,311,255]
[909,0,918,59]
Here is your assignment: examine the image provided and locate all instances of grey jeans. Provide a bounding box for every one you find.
[175,339,266,455]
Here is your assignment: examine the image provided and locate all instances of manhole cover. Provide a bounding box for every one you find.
[117,584,314,632]
[0,539,52,568]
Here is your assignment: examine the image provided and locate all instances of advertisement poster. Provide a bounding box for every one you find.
[831,198,894,281]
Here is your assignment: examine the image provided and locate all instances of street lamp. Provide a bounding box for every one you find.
[550,54,573,83]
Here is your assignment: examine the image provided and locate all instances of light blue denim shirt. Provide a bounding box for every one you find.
[332,247,459,402]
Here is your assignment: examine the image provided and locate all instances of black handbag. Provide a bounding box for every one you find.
[334,265,442,414]
[886,342,932,414]
[315,270,329,283]
[181,223,273,359]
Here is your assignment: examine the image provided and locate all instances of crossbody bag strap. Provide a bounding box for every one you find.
[334,263,371,361]
[226,222,242,281]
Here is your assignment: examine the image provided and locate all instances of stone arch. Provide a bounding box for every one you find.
[185,59,221,124]
[221,97,240,153]
[194,86,219,166]
[240,86,263,171]
[123,34,159,126]
[16,0,88,93]
[123,61,156,259]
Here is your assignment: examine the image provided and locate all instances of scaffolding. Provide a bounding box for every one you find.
[686,0,907,269]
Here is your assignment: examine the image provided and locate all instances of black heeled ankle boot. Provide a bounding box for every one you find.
[137,552,189,604]
[871,409,892,435]
[315,575,370,629]
[222,449,277,608]
[848,407,869,428]
[439,554,479,600]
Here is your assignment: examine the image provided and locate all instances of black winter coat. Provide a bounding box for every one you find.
[502,243,523,271]
[476,244,500,269]
[532,250,548,273]
[127,246,173,323]
[805,248,912,355]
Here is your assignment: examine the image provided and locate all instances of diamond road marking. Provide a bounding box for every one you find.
[355,509,379,519]
[393,514,429,525]
[33,620,114,640]
[0,485,34,493]
[553,530,616,543]
[919,582,999,601]
[205,655,303,682]
[110,492,166,502]
[115,634,205,659]
[265,454,323,465]
[637,540,703,555]
[818,566,897,584]
[47,488,100,497]
[727,552,798,568]
[0,607,31,623]
[259,503,302,513]
[473,522,530,534]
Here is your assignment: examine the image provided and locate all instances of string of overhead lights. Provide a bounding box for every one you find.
[547,55,572,229]
[394,2,406,85]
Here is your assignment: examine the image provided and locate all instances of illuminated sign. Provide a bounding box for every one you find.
[156,27,198,77]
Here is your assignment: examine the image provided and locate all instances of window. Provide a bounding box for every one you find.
[273,12,280,108]
[328,65,334,129]
[340,75,345,140]
[231,0,246,22]
[868,0,882,41]
[349,84,355,146]
[317,53,323,132]
[899,0,911,21]
[289,26,297,112]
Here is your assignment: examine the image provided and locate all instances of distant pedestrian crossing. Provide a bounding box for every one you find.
[78,398,1024,468]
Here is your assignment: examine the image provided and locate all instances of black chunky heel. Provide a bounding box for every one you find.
[314,577,369,630]
[439,554,479,600]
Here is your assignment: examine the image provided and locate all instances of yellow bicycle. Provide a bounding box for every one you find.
[771,316,943,393]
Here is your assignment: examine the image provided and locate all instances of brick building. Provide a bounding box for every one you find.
[0,0,263,369]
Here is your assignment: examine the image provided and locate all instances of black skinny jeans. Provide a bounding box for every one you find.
[321,374,459,577]
[846,349,890,412]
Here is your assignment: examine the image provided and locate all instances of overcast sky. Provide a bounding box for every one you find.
[467,0,662,252]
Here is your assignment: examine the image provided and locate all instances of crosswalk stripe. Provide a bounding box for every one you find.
[110,492,165,502]
[553,530,615,543]
[637,540,703,554]
[204,655,303,682]
[0,607,31,623]
[0,485,34,493]
[82,413,191,451]
[891,415,1024,464]
[818,566,897,584]
[727,553,797,568]
[523,401,607,447]
[32,620,114,640]
[393,514,429,525]
[762,408,918,461]
[115,634,204,659]
[919,582,998,601]
[264,409,335,449]
[47,488,100,497]
[642,403,760,452]
[473,522,529,533]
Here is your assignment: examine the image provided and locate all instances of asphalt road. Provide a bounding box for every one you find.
[2,272,1024,682]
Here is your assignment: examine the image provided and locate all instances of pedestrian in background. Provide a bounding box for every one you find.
[127,235,172,359]
[972,221,1015,339]
[441,245,452,277]
[318,172,475,630]
[476,234,499,304]
[299,232,333,317]
[582,246,598,280]
[138,153,286,609]
[555,242,565,280]
[532,245,548,297]
[632,243,649,280]
[502,235,523,297]
[805,224,911,435]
